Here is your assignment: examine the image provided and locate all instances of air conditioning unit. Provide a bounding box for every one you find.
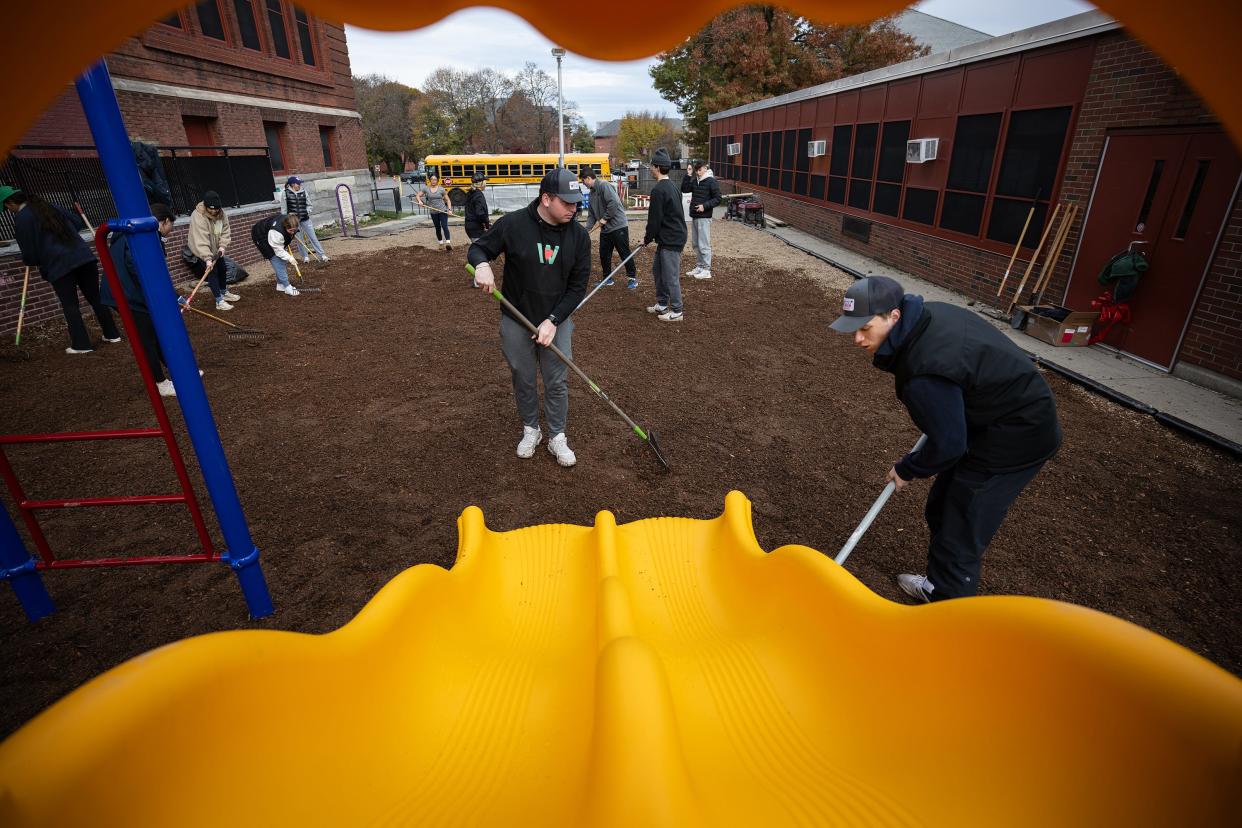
[807,139,827,157]
[726,142,741,156]
[906,138,939,164]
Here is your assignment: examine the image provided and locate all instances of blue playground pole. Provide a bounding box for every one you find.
[0,501,55,622]
[74,62,273,619]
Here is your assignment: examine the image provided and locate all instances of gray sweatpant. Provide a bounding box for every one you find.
[691,217,712,270]
[500,313,573,436]
[652,247,684,313]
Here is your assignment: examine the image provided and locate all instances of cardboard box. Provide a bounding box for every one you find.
[1018,305,1100,347]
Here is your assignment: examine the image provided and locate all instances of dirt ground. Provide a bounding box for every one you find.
[1,219,1239,739]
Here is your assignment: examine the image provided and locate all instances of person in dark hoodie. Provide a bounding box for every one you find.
[642,148,688,322]
[467,168,590,467]
[829,276,1061,604]
[463,172,491,242]
[3,186,122,353]
[581,168,637,289]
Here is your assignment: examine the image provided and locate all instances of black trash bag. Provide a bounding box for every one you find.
[222,255,249,285]
[131,140,172,207]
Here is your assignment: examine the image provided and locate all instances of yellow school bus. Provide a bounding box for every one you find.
[422,153,610,205]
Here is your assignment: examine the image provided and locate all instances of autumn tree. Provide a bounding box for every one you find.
[616,111,682,164]
[651,7,928,157]
[569,119,596,153]
[353,74,421,174]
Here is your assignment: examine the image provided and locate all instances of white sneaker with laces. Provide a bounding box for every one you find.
[686,267,702,277]
[65,347,94,355]
[658,309,684,323]
[646,303,668,314]
[156,379,176,397]
[215,300,234,311]
[547,433,577,467]
[280,284,300,296]
[516,426,542,458]
[321,255,330,262]
[103,336,122,343]
[897,574,933,603]
[693,270,712,280]
[222,291,241,302]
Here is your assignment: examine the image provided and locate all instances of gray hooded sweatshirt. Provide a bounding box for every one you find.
[585,179,627,234]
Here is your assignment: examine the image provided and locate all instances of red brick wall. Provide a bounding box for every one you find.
[1179,196,1242,379]
[0,204,275,338]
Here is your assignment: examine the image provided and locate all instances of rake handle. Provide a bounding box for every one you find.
[14,266,31,345]
[835,434,928,566]
[568,242,647,320]
[180,299,242,329]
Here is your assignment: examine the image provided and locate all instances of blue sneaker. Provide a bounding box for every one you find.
[627,277,638,290]
[602,276,615,286]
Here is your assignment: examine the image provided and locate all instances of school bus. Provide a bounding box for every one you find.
[422,153,611,206]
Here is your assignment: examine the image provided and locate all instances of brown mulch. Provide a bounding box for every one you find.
[1,239,1239,739]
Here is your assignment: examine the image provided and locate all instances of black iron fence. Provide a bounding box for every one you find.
[1,145,276,243]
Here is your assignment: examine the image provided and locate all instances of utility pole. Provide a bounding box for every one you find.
[551,47,566,168]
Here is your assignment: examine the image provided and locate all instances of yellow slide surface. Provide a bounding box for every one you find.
[2,491,1240,826]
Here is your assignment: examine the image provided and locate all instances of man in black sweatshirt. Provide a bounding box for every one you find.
[643,148,688,322]
[468,168,590,467]
[463,173,491,241]
[830,276,1062,603]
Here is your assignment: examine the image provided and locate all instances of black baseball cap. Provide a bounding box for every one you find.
[539,168,584,203]
[829,276,905,333]
[202,190,223,209]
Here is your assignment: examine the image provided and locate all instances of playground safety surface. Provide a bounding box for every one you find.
[1,238,1240,738]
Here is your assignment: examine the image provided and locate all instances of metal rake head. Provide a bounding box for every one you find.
[296,286,324,293]
[647,429,671,472]
[226,328,267,341]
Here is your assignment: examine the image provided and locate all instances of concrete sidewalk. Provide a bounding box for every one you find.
[766,224,1242,452]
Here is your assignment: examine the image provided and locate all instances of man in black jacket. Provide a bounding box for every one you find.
[468,168,590,467]
[830,276,1062,603]
[687,160,722,280]
[463,173,491,241]
[643,148,688,322]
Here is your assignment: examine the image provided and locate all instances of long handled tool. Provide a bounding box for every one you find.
[14,267,30,345]
[1006,202,1062,315]
[178,298,266,341]
[569,242,648,319]
[467,263,669,471]
[1032,204,1078,306]
[75,203,96,234]
[835,434,928,566]
[182,264,213,310]
[996,188,1042,298]
[298,231,327,263]
[286,253,323,293]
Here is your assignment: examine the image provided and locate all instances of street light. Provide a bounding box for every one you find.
[551,47,566,168]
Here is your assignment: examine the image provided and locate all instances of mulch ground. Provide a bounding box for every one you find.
[1,238,1239,739]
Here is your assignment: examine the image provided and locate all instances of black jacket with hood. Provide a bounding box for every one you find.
[689,172,722,218]
[644,178,687,250]
[467,199,590,325]
[464,188,490,231]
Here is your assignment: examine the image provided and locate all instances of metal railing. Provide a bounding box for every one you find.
[1,144,276,242]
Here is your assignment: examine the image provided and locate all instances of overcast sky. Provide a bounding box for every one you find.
[344,0,1097,130]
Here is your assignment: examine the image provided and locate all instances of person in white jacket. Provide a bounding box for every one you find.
[249,213,302,296]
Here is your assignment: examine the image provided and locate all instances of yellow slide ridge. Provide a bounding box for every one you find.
[2,491,1240,826]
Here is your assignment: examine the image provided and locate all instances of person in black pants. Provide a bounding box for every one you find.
[829,276,1062,603]
[3,186,121,354]
[98,203,192,396]
[463,173,491,241]
[581,169,637,289]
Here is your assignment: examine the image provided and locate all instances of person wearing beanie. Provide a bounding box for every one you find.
[185,190,240,311]
[642,148,688,322]
[284,176,329,263]
[3,185,122,353]
[467,168,590,468]
[829,276,1062,604]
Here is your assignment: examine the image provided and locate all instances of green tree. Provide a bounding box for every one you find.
[651,7,928,158]
[569,118,595,153]
[616,111,681,164]
[353,74,420,174]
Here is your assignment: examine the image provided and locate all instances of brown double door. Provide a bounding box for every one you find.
[1064,129,1240,369]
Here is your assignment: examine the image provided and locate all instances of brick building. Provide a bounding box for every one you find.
[709,11,1242,392]
[1,1,369,335]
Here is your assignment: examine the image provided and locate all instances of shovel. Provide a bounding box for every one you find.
[835,434,928,566]
[467,263,669,471]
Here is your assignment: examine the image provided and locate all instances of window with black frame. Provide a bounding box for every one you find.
[759,132,771,188]
[796,127,811,195]
[985,106,1071,246]
[849,123,878,210]
[828,124,852,204]
[197,1,227,40]
[233,1,262,50]
[940,112,1002,236]
[873,120,909,217]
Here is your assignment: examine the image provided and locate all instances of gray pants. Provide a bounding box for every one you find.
[691,217,712,269]
[652,247,684,313]
[500,313,573,435]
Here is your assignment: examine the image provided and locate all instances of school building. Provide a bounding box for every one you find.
[708,10,1242,392]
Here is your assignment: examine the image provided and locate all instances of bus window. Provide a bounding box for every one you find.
[568,163,578,173]
[521,164,532,176]
[498,164,510,176]
[452,165,464,177]
[487,164,497,176]
[464,164,475,177]
[593,164,602,175]
[426,166,439,178]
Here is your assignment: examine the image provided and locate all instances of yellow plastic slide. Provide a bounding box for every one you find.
[2,491,1239,826]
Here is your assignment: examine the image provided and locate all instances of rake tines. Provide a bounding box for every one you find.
[225,327,267,341]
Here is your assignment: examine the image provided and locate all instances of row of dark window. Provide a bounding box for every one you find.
[162,1,317,67]
[262,122,335,172]
[425,162,604,180]
[710,106,1072,248]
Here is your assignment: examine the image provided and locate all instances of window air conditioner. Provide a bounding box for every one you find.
[906,138,939,164]
[807,140,827,157]
[726,142,741,156]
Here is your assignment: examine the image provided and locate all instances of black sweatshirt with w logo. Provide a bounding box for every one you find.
[467,199,590,326]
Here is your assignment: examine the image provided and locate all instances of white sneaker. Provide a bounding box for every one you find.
[215,300,234,311]
[686,267,702,277]
[103,336,122,343]
[302,258,310,264]
[658,309,684,323]
[65,346,94,355]
[646,303,668,314]
[516,425,542,458]
[321,255,330,262]
[897,574,933,603]
[156,379,176,397]
[279,284,300,296]
[547,433,577,467]
[693,270,712,280]
[222,291,241,302]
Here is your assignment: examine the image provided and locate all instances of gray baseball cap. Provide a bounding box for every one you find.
[539,168,584,203]
[829,276,905,333]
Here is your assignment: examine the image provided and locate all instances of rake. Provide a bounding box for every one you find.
[286,253,323,293]
[467,263,670,471]
[14,267,30,346]
[297,231,328,263]
[178,298,266,341]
